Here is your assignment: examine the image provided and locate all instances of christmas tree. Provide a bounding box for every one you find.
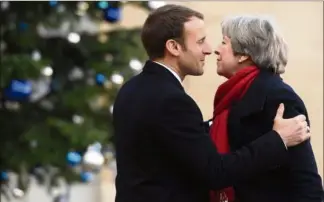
[0,1,164,199]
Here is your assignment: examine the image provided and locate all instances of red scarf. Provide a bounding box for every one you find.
[209,66,260,202]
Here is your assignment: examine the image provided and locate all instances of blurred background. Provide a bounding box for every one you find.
[0,1,322,202]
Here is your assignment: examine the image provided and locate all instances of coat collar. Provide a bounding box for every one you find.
[142,60,184,91]
[235,69,281,117]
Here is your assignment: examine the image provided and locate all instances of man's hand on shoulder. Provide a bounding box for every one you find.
[272,103,310,148]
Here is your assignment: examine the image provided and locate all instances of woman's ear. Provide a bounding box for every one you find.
[238,55,249,63]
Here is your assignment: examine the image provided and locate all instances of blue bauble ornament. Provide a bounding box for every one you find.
[66,151,82,167]
[0,171,9,181]
[4,80,32,102]
[97,1,109,9]
[18,22,28,31]
[103,7,121,23]
[95,73,106,85]
[80,171,94,182]
[49,0,58,7]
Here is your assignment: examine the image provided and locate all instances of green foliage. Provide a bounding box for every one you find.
[1,55,51,86]
[0,1,150,192]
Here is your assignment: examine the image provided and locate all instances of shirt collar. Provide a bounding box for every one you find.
[153,61,182,84]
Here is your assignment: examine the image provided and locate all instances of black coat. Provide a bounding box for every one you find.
[227,69,324,202]
[113,61,290,202]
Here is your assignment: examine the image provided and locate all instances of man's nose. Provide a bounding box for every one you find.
[203,45,212,55]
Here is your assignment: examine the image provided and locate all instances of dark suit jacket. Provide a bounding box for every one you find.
[113,61,290,202]
[227,69,324,202]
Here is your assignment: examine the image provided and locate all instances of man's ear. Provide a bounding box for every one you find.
[165,39,180,57]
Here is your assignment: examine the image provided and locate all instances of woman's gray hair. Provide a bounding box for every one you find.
[221,15,288,74]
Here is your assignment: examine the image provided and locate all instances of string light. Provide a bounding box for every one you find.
[67,32,80,44]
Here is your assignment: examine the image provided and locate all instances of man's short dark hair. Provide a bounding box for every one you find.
[141,4,204,60]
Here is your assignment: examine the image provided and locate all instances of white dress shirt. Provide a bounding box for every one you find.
[153,61,182,84]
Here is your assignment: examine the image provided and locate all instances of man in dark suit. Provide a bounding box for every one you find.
[112,4,311,202]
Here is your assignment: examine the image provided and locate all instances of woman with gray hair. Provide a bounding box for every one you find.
[209,15,323,202]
